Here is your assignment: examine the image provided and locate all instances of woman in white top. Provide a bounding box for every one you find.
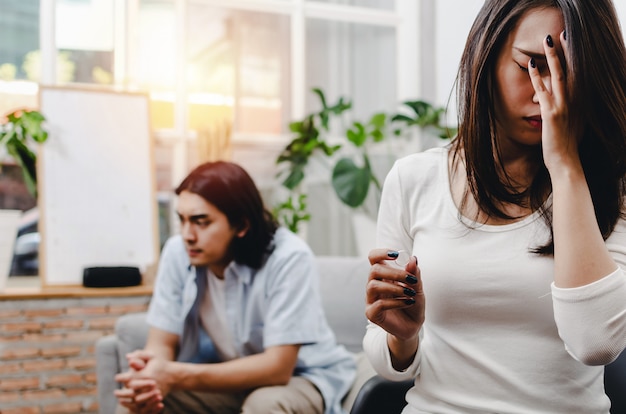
[363,0,626,412]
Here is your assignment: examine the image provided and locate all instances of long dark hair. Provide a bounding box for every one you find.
[452,0,626,254]
[175,161,278,268]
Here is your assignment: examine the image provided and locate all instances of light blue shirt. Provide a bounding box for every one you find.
[147,227,357,414]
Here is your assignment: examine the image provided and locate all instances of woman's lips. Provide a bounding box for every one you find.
[525,116,542,129]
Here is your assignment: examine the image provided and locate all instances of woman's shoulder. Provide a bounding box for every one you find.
[391,145,449,183]
[395,145,447,166]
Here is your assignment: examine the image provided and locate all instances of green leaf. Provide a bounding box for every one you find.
[319,142,341,156]
[404,100,431,117]
[282,167,305,190]
[346,122,367,147]
[331,158,371,208]
[7,139,37,197]
[289,121,303,132]
[370,129,384,142]
[369,112,387,129]
[390,114,415,124]
[312,88,327,109]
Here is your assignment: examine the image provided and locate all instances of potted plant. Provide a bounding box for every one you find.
[0,108,48,286]
[274,88,455,234]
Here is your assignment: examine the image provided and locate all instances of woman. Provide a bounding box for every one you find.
[364,0,626,412]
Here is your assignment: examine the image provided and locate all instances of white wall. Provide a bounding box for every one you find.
[432,0,484,126]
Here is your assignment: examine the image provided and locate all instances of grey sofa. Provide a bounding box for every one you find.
[95,255,379,414]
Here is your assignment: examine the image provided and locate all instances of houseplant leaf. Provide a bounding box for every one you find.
[331,158,371,208]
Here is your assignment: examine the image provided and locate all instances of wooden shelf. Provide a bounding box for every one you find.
[0,283,153,300]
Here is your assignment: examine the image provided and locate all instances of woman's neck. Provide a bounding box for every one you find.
[449,146,545,225]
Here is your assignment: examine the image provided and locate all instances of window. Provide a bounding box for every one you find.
[1,0,421,277]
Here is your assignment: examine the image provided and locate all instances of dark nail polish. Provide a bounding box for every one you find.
[387,250,399,258]
[530,57,536,68]
[546,34,553,48]
[405,275,418,284]
[404,287,416,297]
[404,298,416,305]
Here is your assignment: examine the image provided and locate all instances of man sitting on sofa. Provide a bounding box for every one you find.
[114,161,356,414]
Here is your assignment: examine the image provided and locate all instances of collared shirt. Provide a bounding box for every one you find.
[147,227,356,414]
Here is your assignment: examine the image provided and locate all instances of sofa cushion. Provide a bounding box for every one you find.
[316,256,370,353]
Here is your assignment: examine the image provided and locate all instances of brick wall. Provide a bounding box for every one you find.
[0,294,150,414]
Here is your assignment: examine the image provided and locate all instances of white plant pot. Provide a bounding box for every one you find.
[0,209,21,290]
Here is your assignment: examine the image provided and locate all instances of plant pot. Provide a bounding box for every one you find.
[0,209,21,290]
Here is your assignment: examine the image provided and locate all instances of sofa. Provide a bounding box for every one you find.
[95,255,626,414]
[95,255,380,414]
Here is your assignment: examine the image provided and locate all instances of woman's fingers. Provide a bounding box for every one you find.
[368,248,403,265]
[544,34,566,104]
[367,277,417,300]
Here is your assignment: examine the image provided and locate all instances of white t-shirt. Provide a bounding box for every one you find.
[363,146,626,414]
[200,270,238,361]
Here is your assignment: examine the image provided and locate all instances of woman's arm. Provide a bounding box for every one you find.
[529,31,618,288]
[529,31,626,365]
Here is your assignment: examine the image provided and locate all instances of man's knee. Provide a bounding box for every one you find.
[241,378,324,414]
[242,386,288,413]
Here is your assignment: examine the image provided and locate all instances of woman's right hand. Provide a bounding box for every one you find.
[365,248,425,341]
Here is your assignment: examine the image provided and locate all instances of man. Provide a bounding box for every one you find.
[115,161,356,414]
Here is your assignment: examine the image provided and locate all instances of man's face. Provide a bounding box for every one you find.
[176,190,244,276]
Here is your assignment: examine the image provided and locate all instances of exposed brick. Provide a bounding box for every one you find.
[66,357,96,370]
[0,376,39,391]
[65,387,97,397]
[108,304,148,315]
[22,333,65,343]
[1,406,39,414]
[46,373,83,387]
[88,316,118,330]
[83,372,97,384]
[0,361,21,374]
[42,401,83,413]
[40,346,82,358]
[0,334,22,343]
[23,359,65,372]
[85,398,99,411]
[43,319,84,330]
[1,322,42,333]
[0,309,21,318]
[64,331,105,343]
[24,308,65,318]
[0,294,151,413]
[0,390,21,403]
[21,388,65,400]
[65,306,107,316]
[0,347,40,360]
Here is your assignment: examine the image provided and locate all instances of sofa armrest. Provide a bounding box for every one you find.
[95,334,121,414]
[349,375,412,414]
[95,312,150,414]
[605,349,626,414]
[115,312,150,372]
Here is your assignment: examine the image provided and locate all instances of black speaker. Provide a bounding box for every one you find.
[82,266,142,288]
